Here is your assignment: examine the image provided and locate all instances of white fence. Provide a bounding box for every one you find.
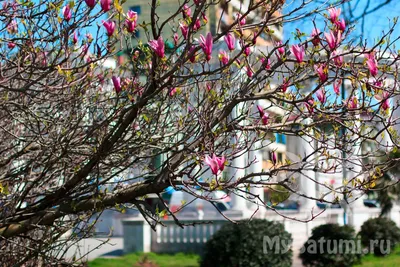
[151,220,227,254]
[121,207,390,256]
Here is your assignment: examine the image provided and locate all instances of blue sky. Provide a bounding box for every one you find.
[82,1,400,47]
[283,0,400,47]
[82,0,400,54]
[280,0,400,106]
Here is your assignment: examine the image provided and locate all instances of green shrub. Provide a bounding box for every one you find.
[359,217,400,256]
[300,223,361,267]
[201,219,292,267]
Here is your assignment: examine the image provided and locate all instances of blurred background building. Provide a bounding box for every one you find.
[84,0,399,261]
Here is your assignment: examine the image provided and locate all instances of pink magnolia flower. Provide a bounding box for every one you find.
[183,4,191,18]
[347,96,358,109]
[328,7,341,23]
[100,0,111,12]
[333,79,342,95]
[336,30,342,45]
[134,84,144,96]
[62,5,72,22]
[282,78,289,93]
[219,50,229,65]
[224,33,235,51]
[335,18,346,32]
[215,156,226,172]
[261,114,269,125]
[244,46,251,57]
[102,20,115,36]
[236,13,246,26]
[311,28,321,46]
[7,42,15,49]
[86,33,93,42]
[2,1,9,10]
[73,31,78,44]
[125,10,138,33]
[202,12,208,23]
[260,58,271,70]
[305,98,315,114]
[112,76,121,93]
[276,41,285,55]
[85,55,92,64]
[382,99,390,111]
[132,123,140,131]
[98,74,105,85]
[373,80,383,89]
[257,105,269,125]
[290,44,304,63]
[125,20,136,33]
[204,154,226,175]
[173,33,179,46]
[257,105,264,117]
[149,36,165,58]
[199,32,213,61]
[325,31,336,50]
[7,20,17,34]
[121,77,131,90]
[381,92,390,111]
[189,45,196,63]
[169,87,177,96]
[314,64,328,83]
[11,1,17,11]
[366,53,378,76]
[316,88,327,104]
[246,65,253,78]
[193,18,201,31]
[332,51,343,67]
[180,23,189,39]
[127,10,137,21]
[271,151,277,165]
[82,43,89,55]
[85,0,96,8]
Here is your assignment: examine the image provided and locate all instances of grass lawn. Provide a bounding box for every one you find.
[355,246,400,266]
[89,246,400,267]
[89,252,200,267]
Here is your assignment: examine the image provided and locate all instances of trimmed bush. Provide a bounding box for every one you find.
[300,223,361,267]
[359,217,400,256]
[201,219,292,267]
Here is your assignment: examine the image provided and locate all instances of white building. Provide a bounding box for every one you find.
[88,1,400,262]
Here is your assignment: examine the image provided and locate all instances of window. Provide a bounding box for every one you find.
[277,152,283,162]
[129,6,141,14]
[221,170,228,182]
[263,150,270,161]
[152,154,162,170]
[275,133,286,144]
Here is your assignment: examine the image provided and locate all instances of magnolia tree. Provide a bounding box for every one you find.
[1,0,400,264]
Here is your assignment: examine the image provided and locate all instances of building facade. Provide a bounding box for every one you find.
[93,0,400,246]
